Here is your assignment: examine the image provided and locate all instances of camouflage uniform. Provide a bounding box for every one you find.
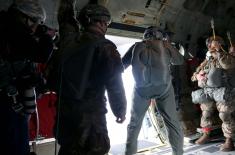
[192,43,235,139]
[56,30,127,155]
[199,102,221,131]
[53,4,127,155]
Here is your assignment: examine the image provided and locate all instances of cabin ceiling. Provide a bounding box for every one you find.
[104,0,235,41]
[0,0,235,51]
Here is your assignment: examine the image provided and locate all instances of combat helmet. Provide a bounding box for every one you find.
[77,4,111,27]
[11,0,46,24]
[143,26,163,41]
[206,35,225,46]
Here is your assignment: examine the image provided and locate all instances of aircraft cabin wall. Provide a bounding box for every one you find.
[105,0,235,56]
[1,0,235,56]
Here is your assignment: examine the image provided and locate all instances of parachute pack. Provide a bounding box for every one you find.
[131,41,169,89]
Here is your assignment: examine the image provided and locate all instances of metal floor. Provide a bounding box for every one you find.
[29,137,235,155]
[136,142,235,155]
[109,139,235,155]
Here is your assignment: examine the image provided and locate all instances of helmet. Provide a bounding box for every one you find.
[78,4,111,27]
[205,35,224,46]
[12,0,46,23]
[143,26,163,40]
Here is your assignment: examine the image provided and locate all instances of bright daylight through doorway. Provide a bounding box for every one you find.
[105,35,162,154]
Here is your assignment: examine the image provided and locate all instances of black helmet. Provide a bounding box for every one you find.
[143,26,163,40]
[12,0,46,23]
[78,4,111,27]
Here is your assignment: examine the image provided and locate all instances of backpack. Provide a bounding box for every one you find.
[131,41,170,88]
[206,67,224,87]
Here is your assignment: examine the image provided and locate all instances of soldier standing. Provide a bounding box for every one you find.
[0,0,54,155]
[122,26,184,155]
[53,4,127,155]
[192,36,235,151]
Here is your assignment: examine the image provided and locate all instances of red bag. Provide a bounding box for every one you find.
[29,92,57,140]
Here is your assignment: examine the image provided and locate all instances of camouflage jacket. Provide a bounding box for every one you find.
[55,30,127,118]
[191,51,235,87]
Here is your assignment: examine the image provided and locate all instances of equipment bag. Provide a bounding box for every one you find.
[191,89,213,104]
[212,87,233,103]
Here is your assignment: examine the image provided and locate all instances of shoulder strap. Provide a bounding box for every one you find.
[131,42,138,63]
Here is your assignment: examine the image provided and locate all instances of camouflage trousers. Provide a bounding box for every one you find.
[57,112,110,155]
[200,100,235,138]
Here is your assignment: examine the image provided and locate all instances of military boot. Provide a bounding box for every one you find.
[195,132,210,144]
[220,138,235,152]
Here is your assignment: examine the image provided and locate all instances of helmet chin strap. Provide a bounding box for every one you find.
[99,22,108,35]
[89,21,107,35]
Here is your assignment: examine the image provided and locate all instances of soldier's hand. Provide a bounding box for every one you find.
[116,116,126,123]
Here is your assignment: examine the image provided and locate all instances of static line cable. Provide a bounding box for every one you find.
[210,18,216,40]
[227,31,233,47]
[54,66,63,155]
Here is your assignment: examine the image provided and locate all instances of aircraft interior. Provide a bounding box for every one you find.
[0,0,235,155]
